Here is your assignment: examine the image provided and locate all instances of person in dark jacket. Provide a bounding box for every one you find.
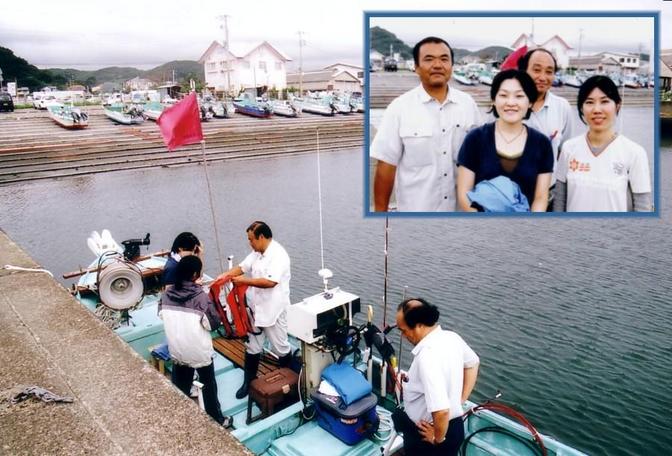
[162,232,203,287]
[457,69,554,212]
[159,255,232,427]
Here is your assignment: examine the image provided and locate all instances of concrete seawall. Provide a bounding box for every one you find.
[0,229,251,455]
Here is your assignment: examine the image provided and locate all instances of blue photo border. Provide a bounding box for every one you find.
[363,10,660,218]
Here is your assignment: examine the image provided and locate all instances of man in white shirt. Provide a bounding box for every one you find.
[218,221,292,399]
[518,48,581,194]
[371,37,482,212]
[393,298,480,455]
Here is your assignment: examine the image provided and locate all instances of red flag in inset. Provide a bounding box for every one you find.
[500,45,528,71]
[157,92,203,151]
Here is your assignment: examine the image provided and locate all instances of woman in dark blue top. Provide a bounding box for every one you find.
[457,70,554,212]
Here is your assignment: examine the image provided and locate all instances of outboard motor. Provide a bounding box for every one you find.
[121,233,150,261]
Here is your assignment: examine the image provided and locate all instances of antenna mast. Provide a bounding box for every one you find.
[298,31,305,95]
[218,14,232,96]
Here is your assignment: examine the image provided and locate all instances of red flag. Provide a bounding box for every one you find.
[157,92,203,151]
[501,45,528,71]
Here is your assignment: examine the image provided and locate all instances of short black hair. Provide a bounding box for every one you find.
[171,232,200,254]
[517,48,558,73]
[174,255,202,290]
[413,36,454,66]
[397,298,440,329]
[247,221,272,239]
[577,75,622,124]
[489,69,538,120]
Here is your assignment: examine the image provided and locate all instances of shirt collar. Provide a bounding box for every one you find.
[416,84,454,107]
[411,325,442,355]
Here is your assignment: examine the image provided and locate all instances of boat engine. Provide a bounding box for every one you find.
[121,233,150,261]
[97,260,144,311]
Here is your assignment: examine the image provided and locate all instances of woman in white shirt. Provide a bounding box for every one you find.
[554,75,652,212]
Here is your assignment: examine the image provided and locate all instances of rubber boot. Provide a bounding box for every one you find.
[236,352,260,399]
[278,352,293,368]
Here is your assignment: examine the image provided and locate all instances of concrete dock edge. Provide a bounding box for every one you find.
[0,229,251,455]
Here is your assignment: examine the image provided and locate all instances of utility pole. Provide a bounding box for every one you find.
[578,29,584,58]
[218,14,232,97]
[298,31,305,95]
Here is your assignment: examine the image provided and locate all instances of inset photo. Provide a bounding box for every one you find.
[365,12,659,215]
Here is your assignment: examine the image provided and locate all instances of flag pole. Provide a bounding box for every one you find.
[200,140,225,272]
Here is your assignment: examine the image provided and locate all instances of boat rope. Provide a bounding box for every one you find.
[2,265,53,277]
[316,129,326,271]
[200,140,225,272]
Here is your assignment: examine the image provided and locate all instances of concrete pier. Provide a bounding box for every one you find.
[0,229,251,455]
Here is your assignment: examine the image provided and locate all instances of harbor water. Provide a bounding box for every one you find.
[1,129,670,455]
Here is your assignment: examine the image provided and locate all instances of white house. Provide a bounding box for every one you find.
[511,33,572,69]
[568,55,621,74]
[199,40,292,95]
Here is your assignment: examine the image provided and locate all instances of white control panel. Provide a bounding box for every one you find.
[287,287,361,343]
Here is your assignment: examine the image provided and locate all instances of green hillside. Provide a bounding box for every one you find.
[0,46,203,91]
[370,26,413,60]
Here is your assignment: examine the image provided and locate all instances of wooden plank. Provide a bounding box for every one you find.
[212,337,279,375]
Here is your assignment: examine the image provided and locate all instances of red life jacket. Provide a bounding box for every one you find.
[209,277,255,338]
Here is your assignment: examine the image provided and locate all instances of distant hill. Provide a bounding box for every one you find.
[368,28,511,64]
[0,46,203,91]
[370,26,413,60]
[0,46,68,91]
[144,61,204,83]
[474,46,513,61]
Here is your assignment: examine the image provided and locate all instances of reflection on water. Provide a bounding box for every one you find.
[0,148,671,455]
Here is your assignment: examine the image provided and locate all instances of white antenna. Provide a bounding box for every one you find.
[315,129,333,294]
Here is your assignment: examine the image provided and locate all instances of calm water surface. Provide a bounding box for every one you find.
[1,140,670,455]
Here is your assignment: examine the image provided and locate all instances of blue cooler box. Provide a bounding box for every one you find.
[311,390,379,445]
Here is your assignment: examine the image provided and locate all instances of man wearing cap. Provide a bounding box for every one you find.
[371,36,482,212]
[393,298,480,455]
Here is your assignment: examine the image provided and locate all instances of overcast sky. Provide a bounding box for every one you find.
[0,0,670,71]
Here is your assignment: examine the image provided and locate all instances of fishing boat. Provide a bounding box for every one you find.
[331,95,355,114]
[65,230,588,456]
[453,71,476,86]
[204,98,236,119]
[296,96,337,116]
[200,104,214,122]
[142,102,165,121]
[477,70,497,86]
[622,74,640,89]
[47,103,89,129]
[268,99,302,118]
[233,93,273,118]
[561,74,583,88]
[349,95,364,113]
[104,103,145,125]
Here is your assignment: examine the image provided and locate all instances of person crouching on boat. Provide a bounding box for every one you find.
[163,232,203,288]
[159,255,233,427]
[456,69,554,212]
[393,298,479,456]
[553,75,652,212]
[217,221,292,399]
